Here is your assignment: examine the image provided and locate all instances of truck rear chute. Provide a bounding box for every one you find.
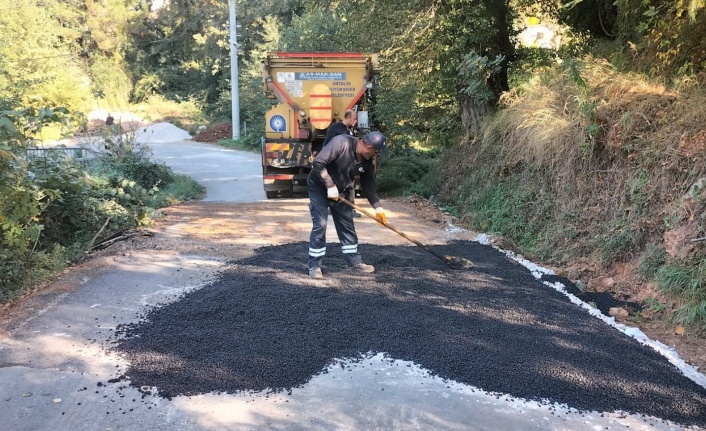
[309,84,333,130]
[261,52,380,198]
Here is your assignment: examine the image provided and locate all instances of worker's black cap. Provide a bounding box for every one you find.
[364,131,388,155]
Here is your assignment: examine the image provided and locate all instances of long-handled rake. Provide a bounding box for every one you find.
[338,197,474,270]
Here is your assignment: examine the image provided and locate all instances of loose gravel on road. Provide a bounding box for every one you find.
[112,240,706,428]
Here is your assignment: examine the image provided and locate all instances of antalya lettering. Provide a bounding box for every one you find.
[331,81,356,95]
[295,72,347,81]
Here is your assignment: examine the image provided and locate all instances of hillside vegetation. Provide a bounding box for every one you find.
[437,60,706,330]
[0,112,205,302]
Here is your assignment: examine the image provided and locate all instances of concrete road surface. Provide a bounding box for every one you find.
[1,125,705,431]
[146,137,266,202]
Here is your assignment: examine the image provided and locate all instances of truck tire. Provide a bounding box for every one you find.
[265,191,279,199]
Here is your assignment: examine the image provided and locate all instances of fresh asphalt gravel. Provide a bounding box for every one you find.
[111,240,706,428]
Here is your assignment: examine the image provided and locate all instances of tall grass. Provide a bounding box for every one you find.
[657,259,706,331]
[437,57,706,328]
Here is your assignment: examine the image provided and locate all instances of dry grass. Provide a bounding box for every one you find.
[438,57,706,328]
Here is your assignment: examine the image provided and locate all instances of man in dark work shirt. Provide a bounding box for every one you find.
[306,132,388,278]
[324,109,361,215]
[323,110,358,145]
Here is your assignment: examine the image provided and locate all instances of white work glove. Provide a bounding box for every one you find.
[327,186,340,201]
[375,207,387,224]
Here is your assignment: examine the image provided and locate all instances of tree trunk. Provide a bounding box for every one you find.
[460,96,488,142]
[483,0,512,100]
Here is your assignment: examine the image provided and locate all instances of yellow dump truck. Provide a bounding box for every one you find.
[261,52,380,198]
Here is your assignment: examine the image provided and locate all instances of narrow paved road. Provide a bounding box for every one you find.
[145,131,266,202]
[1,125,705,431]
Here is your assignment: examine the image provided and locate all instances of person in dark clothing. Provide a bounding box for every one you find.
[307,131,388,279]
[323,109,358,146]
[323,109,362,216]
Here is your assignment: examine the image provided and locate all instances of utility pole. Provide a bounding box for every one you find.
[229,0,240,139]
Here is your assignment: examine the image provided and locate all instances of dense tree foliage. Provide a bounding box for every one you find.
[2,0,705,127]
[0,0,89,112]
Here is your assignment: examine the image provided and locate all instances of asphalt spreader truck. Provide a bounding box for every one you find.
[261,52,380,198]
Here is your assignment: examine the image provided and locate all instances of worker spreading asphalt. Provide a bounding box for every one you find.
[111,240,706,428]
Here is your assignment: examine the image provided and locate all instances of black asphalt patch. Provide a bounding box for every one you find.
[112,240,706,427]
[543,274,644,316]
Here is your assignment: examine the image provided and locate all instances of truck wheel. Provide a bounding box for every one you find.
[265,191,279,199]
[280,189,293,198]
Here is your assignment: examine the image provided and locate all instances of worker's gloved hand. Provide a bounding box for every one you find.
[375,207,387,224]
[327,186,340,201]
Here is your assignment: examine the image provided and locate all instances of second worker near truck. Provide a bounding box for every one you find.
[323,109,358,145]
[323,109,362,217]
[307,131,388,279]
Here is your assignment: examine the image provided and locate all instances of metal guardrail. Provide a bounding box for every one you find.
[23,147,95,168]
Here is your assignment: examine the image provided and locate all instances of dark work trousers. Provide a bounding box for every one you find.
[308,180,362,269]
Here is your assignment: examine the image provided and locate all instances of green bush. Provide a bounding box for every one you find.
[132,74,165,103]
[159,174,206,205]
[104,152,173,190]
[0,244,67,303]
[90,56,132,108]
[1,109,67,299]
[40,172,137,247]
[1,108,204,304]
[376,154,440,198]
